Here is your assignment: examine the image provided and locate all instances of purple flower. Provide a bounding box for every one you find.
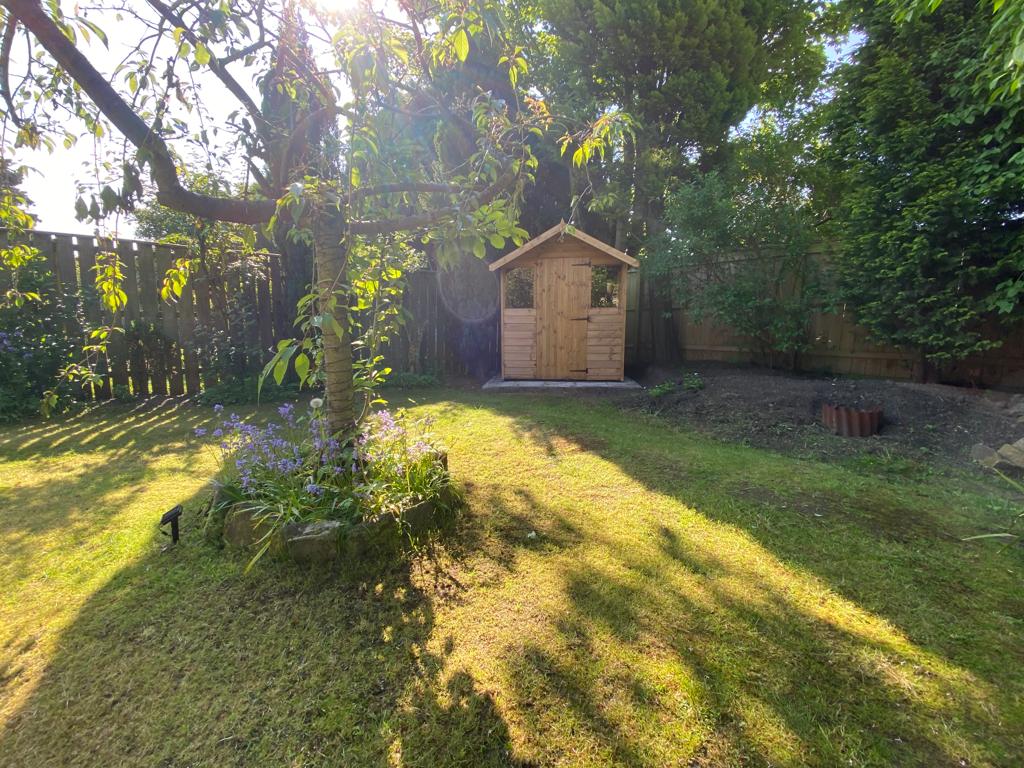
[213,404,224,414]
[212,428,223,438]
[278,402,295,422]
[305,482,323,496]
[194,427,207,437]
[410,440,432,458]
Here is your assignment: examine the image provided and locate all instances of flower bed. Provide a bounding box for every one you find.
[200,402,457,568]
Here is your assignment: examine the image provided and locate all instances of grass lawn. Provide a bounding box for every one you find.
[1,390,1022,767]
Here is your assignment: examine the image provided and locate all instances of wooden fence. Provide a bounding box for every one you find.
[385,257,500,379]
[11,229,292,398]
[624,249,1024,389]
[13,229,499,400]
[23,229,1019,392]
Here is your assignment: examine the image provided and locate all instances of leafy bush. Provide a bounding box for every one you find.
[204,402,452,568]
[826,0,1024,368]
[0,260,81,421]
[380,371,441,389]
[647,116,828,370]
[195,376,306,406]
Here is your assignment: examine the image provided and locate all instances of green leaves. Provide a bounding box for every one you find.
[92,253,128,315]
[558,110,635,168]
[453,29,470,62]
[828,0,1024,361]
[294,351,310,383]
[194,42,212,66]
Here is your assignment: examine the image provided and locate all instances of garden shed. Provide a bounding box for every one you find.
[489,221,639,381]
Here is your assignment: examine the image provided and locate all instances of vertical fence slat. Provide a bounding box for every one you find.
[121,241,148,396]
[145,245,169,396]
[154,245,184,396]
[79,236,113,398]
[193,267,215,387]
[269,255,289,344]
[135,242,161,396]
[179,258,201,394]
[105,238,131,394]
[53,232,78,295]
[73,236,99,400]
[256,257,274,361]
[243,268,259,371]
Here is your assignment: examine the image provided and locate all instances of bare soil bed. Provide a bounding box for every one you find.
[622,361,1024,469]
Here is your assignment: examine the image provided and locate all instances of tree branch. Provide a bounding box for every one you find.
[0,16,21,126]
[4,0,275,224]
[350,181,460,199]
[349,168,520,235]
[144,0,265,129]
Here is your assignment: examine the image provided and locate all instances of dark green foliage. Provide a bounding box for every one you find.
[0,259,81,421]
[539,0,840,155]
[648,117,827,367]
[535,0,845,249]
[194,376,305,406]
[827,0,1024,364]
[380,372,441,389]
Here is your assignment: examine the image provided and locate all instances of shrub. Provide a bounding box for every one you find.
[646,116,828,370]
[0,260,81,421]
[195,376,305,406]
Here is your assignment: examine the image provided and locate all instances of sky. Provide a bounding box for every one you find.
[13,11,863,240]
[13,8,263,238]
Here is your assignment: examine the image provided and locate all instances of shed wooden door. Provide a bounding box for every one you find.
[536,258,589,379]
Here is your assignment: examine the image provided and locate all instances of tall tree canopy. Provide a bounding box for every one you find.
[826,0,1024,369]
[535,0,845,248]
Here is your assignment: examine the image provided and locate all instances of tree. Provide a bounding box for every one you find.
[648,113,828,368]
[0,0,627,433]
[535,0,845,250]
[894,0,1024,102]
[826,0,1024,374]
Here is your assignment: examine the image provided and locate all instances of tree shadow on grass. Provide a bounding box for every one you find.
[0,400,526,767]
[0,513,526,767]
[0,402,236,594]
[462,393,1024,766]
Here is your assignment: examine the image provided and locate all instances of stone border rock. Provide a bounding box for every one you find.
[971,438,1024,473]
[212,488,459,566]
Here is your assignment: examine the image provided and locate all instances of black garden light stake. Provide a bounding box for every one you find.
[160,504,183,545]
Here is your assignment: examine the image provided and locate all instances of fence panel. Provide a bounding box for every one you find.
[6,229,295,399]
[624,246,1024,388]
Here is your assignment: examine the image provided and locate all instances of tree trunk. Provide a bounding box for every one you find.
[313,209,354,435]
[614,136,636,253]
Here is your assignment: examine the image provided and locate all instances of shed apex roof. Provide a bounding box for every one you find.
[488,220,640,271]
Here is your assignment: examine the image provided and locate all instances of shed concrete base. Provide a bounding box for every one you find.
[483,376,641,391]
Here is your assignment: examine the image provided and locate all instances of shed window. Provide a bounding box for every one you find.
[505,266,534,308]
[591,266,620,308]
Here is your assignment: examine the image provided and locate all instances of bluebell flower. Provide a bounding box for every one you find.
[194,427,207,437]
[213,404,224,413]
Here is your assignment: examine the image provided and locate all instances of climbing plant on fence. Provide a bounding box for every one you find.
[1,229,292,404]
